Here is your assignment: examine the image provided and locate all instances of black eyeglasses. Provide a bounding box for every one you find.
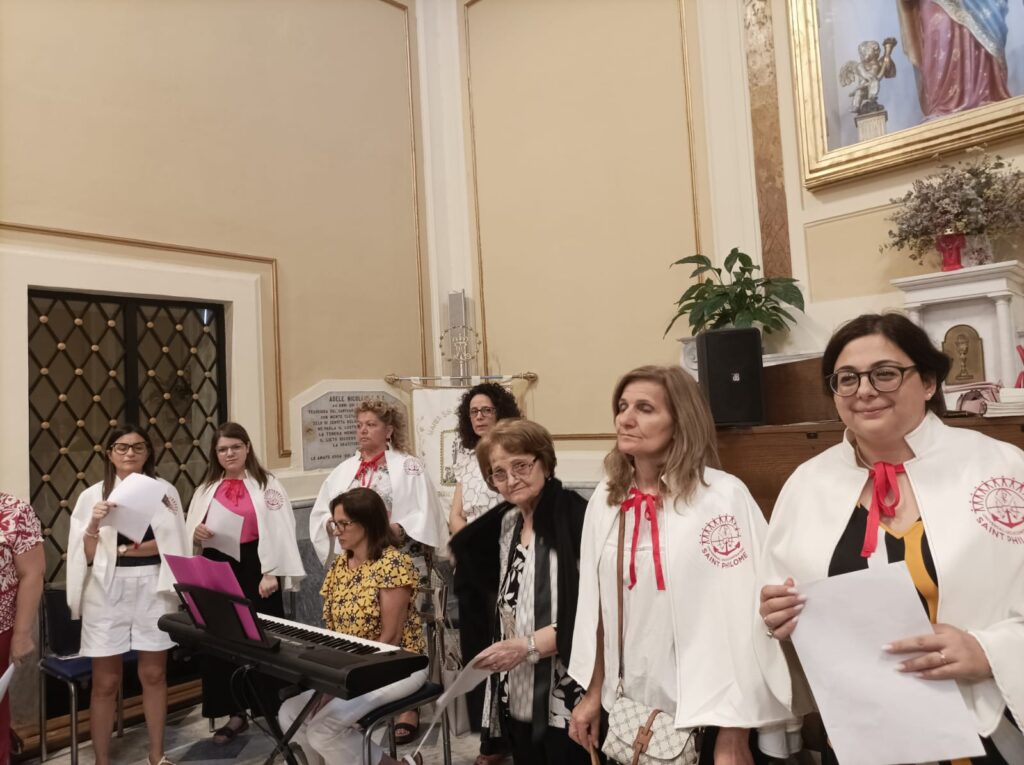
[327,519,355,535]
[488,457,537,485]
[827,365,918,396]
[110,442,148,455]
[470,406,496,418]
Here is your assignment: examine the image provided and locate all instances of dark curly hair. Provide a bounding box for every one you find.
[456,382,521,449]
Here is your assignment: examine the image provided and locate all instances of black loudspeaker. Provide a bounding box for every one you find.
[696,327,764,426]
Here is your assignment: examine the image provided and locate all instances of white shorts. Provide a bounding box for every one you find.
[80,565,176,656]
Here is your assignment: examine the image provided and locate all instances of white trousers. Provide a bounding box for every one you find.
[278,668,428,765]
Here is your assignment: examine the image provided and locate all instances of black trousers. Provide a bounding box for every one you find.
[199,540,285,719]
[503,714,592,765]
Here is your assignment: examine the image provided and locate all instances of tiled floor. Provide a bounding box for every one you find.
[27,706,489,765]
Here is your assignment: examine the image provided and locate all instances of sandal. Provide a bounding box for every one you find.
[393,720,420,745]
[401,755,423,765]
[149,758,176,765]
[212,718,249,744]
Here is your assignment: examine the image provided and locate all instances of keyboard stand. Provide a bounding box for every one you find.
[171,585,300,765]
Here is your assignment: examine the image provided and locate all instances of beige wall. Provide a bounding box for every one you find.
[0,0,430,467]
[463,0,700,439]
[768,0,1024,334]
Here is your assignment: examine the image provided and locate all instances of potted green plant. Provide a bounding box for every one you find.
[664,247,805,337]
[881,151,1024,271]
[665,247,805,426]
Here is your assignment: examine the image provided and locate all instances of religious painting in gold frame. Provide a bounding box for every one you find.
[788,0,1024,189]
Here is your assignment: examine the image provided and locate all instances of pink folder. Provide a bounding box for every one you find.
[164,554,261,641]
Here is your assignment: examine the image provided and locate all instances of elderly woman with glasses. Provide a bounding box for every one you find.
[186,422,305,744]
[67,425,190,765]
[757,313,1024,762]
[278,487,427,765]
[450,418,590,765]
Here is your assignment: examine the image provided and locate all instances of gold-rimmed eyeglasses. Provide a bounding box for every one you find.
[488,457,537,485]
[827,365,918,396]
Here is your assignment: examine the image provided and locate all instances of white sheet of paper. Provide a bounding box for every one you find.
[0,663,13,702]
[791,563,984,765]
[202,499,244,562]
[428,651,492,726]
[101,473,164,543]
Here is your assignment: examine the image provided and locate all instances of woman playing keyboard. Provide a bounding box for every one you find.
[278,487,427,765]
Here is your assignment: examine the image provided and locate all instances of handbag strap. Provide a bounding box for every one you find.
[630,709,662,765]
[616,508,626,686]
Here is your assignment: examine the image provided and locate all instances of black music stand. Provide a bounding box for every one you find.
[171,584,316,765]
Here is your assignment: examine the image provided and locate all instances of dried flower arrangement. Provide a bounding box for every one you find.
[882,151,1024,263]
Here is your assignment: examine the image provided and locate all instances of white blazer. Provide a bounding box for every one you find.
[186,473,305,592]
[569,469,794,733]
[67,477,190,620]
[309,449,448,564]
[756,413,1024,737]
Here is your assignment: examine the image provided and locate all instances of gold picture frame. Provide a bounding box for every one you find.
[788,0,1024,189]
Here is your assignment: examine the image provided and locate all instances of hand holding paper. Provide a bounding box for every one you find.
[101,473,165,543]
[790,564,983,765]
[202,499,244,561]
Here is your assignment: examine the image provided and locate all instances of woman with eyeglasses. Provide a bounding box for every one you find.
[450,418,590,765]
[757,313,1024,762]
[186,421,305,744]
[568,366,791,765]
[310,398,447,744]
[449,383,520,765]
[67,425,190,765]
[278,487,427,765]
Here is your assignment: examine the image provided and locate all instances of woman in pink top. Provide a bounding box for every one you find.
[185,422,304,744]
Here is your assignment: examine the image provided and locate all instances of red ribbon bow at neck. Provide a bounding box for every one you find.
[355,451,386,487]
[620,487,666,591]
[221,479,248,505]
[861,461,905,558]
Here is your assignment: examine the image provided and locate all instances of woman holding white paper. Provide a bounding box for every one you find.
[758,313,1024,763]
[67,424,189,765]
[186,421,304,744]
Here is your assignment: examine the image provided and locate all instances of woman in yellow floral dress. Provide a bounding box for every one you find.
[278,487,427,765]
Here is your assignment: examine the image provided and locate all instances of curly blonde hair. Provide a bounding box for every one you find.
[355,398,409,453]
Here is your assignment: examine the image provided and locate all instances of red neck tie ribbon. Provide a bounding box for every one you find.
[222,478,247,505]
[861,461,905,557]
[355,451,386,487]
[620,487,666,591]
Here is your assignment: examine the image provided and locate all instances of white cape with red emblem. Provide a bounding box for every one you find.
[186,473,305,593]
[755,412,1024,739]
[568,469,796,754]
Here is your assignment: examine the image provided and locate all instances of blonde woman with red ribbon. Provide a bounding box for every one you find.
[309,398,447,742]
[449,418,591,765]
[757,313,1024,763]
[568,365,793,765]
[186,421,305,744]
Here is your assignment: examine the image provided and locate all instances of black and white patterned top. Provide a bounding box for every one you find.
[483,510,581,728]
[453,449,501,525]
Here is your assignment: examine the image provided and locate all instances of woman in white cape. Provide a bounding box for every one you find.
[568,366,793,765]
[67,425,189,765]
[309,398,446,742]
[758,313,1024,764]
[186,421,305,744]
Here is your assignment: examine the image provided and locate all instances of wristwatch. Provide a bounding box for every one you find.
[117,544,129,557]
[526,633,540,664]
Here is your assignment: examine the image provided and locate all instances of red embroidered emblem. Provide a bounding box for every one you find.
[699,514,748,568]
[264,489,285,511]
[970,477,1024,544]
[404,458,424,476]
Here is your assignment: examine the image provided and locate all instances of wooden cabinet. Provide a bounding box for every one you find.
[716,416,1024,519]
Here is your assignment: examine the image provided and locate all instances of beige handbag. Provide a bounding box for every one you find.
[600,511,701,765]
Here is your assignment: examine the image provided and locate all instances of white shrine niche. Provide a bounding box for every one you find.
[891,262,1024,388]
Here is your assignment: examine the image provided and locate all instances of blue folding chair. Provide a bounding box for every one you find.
[38,586,133,764]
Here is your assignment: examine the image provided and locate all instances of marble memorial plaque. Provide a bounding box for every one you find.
[301,390,405,471]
